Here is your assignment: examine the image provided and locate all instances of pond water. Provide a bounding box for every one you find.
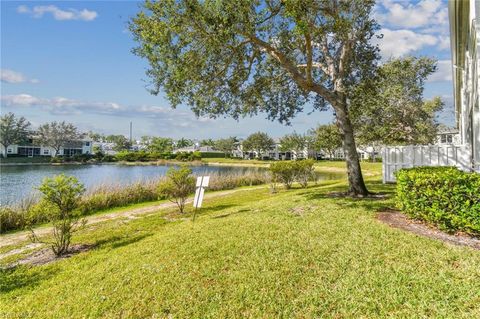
[0,163,339,205]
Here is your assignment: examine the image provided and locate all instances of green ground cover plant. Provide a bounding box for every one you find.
[1,177,479,318]
[395,167,480,235]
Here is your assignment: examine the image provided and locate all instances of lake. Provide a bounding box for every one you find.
[0,163,339,205]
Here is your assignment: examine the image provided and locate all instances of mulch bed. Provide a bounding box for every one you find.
[9,244,95,268]
[378,209,480,250]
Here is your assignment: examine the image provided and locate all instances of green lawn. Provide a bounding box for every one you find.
[1,172,479,318]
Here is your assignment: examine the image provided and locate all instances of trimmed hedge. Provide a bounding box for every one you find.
[395,167,480,235]
[200,152,228,158]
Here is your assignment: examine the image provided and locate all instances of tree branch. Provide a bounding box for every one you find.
[305,31,313,84]
[244,33,336,104]
[320,36,336,78]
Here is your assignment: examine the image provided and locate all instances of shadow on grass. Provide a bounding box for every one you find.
[211,208,251,219]
[200,204,237,214]
[298,180,396,213]
[0,266,57,294]
[94,232,153,250]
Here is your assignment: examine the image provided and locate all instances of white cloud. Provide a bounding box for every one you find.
[0,93,218,132]
[376,0,448,31]
[0,69,39,84]
[375,0,450,54]
[17,5,97,21]
[1,93,193,119]
[437,36,451,50]
[374,28,438,58]
[1,94,127,115]
[428,60,452,82]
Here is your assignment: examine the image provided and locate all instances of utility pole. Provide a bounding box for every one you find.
[129,121,133,144]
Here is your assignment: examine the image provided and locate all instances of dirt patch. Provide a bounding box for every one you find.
[8,244,95,268]
[378,210,480,250]
[289,206,314,217]
[0,243,44,260]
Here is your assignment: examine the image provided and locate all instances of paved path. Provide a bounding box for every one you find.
[0,187,264,249]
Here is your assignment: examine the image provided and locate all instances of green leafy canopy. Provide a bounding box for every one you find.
[130,0,379,124]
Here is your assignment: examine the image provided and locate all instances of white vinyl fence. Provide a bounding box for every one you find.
[382,145,472,183]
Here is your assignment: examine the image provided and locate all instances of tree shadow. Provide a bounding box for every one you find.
[94,233,153,250]
[211,208,251,219]
[200,204,237,214]
[0,266,57,294]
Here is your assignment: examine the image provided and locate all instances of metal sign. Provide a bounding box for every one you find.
[193,176,210,208]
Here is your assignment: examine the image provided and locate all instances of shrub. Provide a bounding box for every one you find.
[115,151,150,162]
[395,167,480,235]
[200,152,228,158]
[174,151,201,161]
[158,166,196,213]
[294,159,316,188]
[0,207,26,233]
[101,154,117,162]
[33,174,86,256]
[269,161,297,189]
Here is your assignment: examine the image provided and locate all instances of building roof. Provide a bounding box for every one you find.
[437,125,459,134]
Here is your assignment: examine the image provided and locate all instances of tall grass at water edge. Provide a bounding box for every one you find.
[0,171,271,234]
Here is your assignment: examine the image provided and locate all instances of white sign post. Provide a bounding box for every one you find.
[193,175,209,221]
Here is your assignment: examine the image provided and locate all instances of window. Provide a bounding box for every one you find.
[85,142,90,146]
[43,149,49,155]
[7,148,12,153]
[441,134,453,144]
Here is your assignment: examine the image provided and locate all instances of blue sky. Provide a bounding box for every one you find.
[1,0,454,139]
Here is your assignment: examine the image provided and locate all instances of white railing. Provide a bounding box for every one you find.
[382,144,472,183]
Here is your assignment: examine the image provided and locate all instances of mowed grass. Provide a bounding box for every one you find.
[1,175,480,318]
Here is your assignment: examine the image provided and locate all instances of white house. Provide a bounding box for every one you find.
[450,0,480,171]
[436,125,461,145]
[1,138,93,157]
[382,0,480,182]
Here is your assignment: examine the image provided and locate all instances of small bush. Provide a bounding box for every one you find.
[294,159,316,188]
[269,161,297,189]
[395,167,480,235]
[32,174,86,256]
[175,151,201,162]
[158,166,196,213]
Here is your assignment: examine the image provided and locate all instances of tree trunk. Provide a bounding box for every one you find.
[1,143,8,158]
[335,103,369,196]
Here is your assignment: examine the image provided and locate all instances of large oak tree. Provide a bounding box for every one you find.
[130,0,380,195]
